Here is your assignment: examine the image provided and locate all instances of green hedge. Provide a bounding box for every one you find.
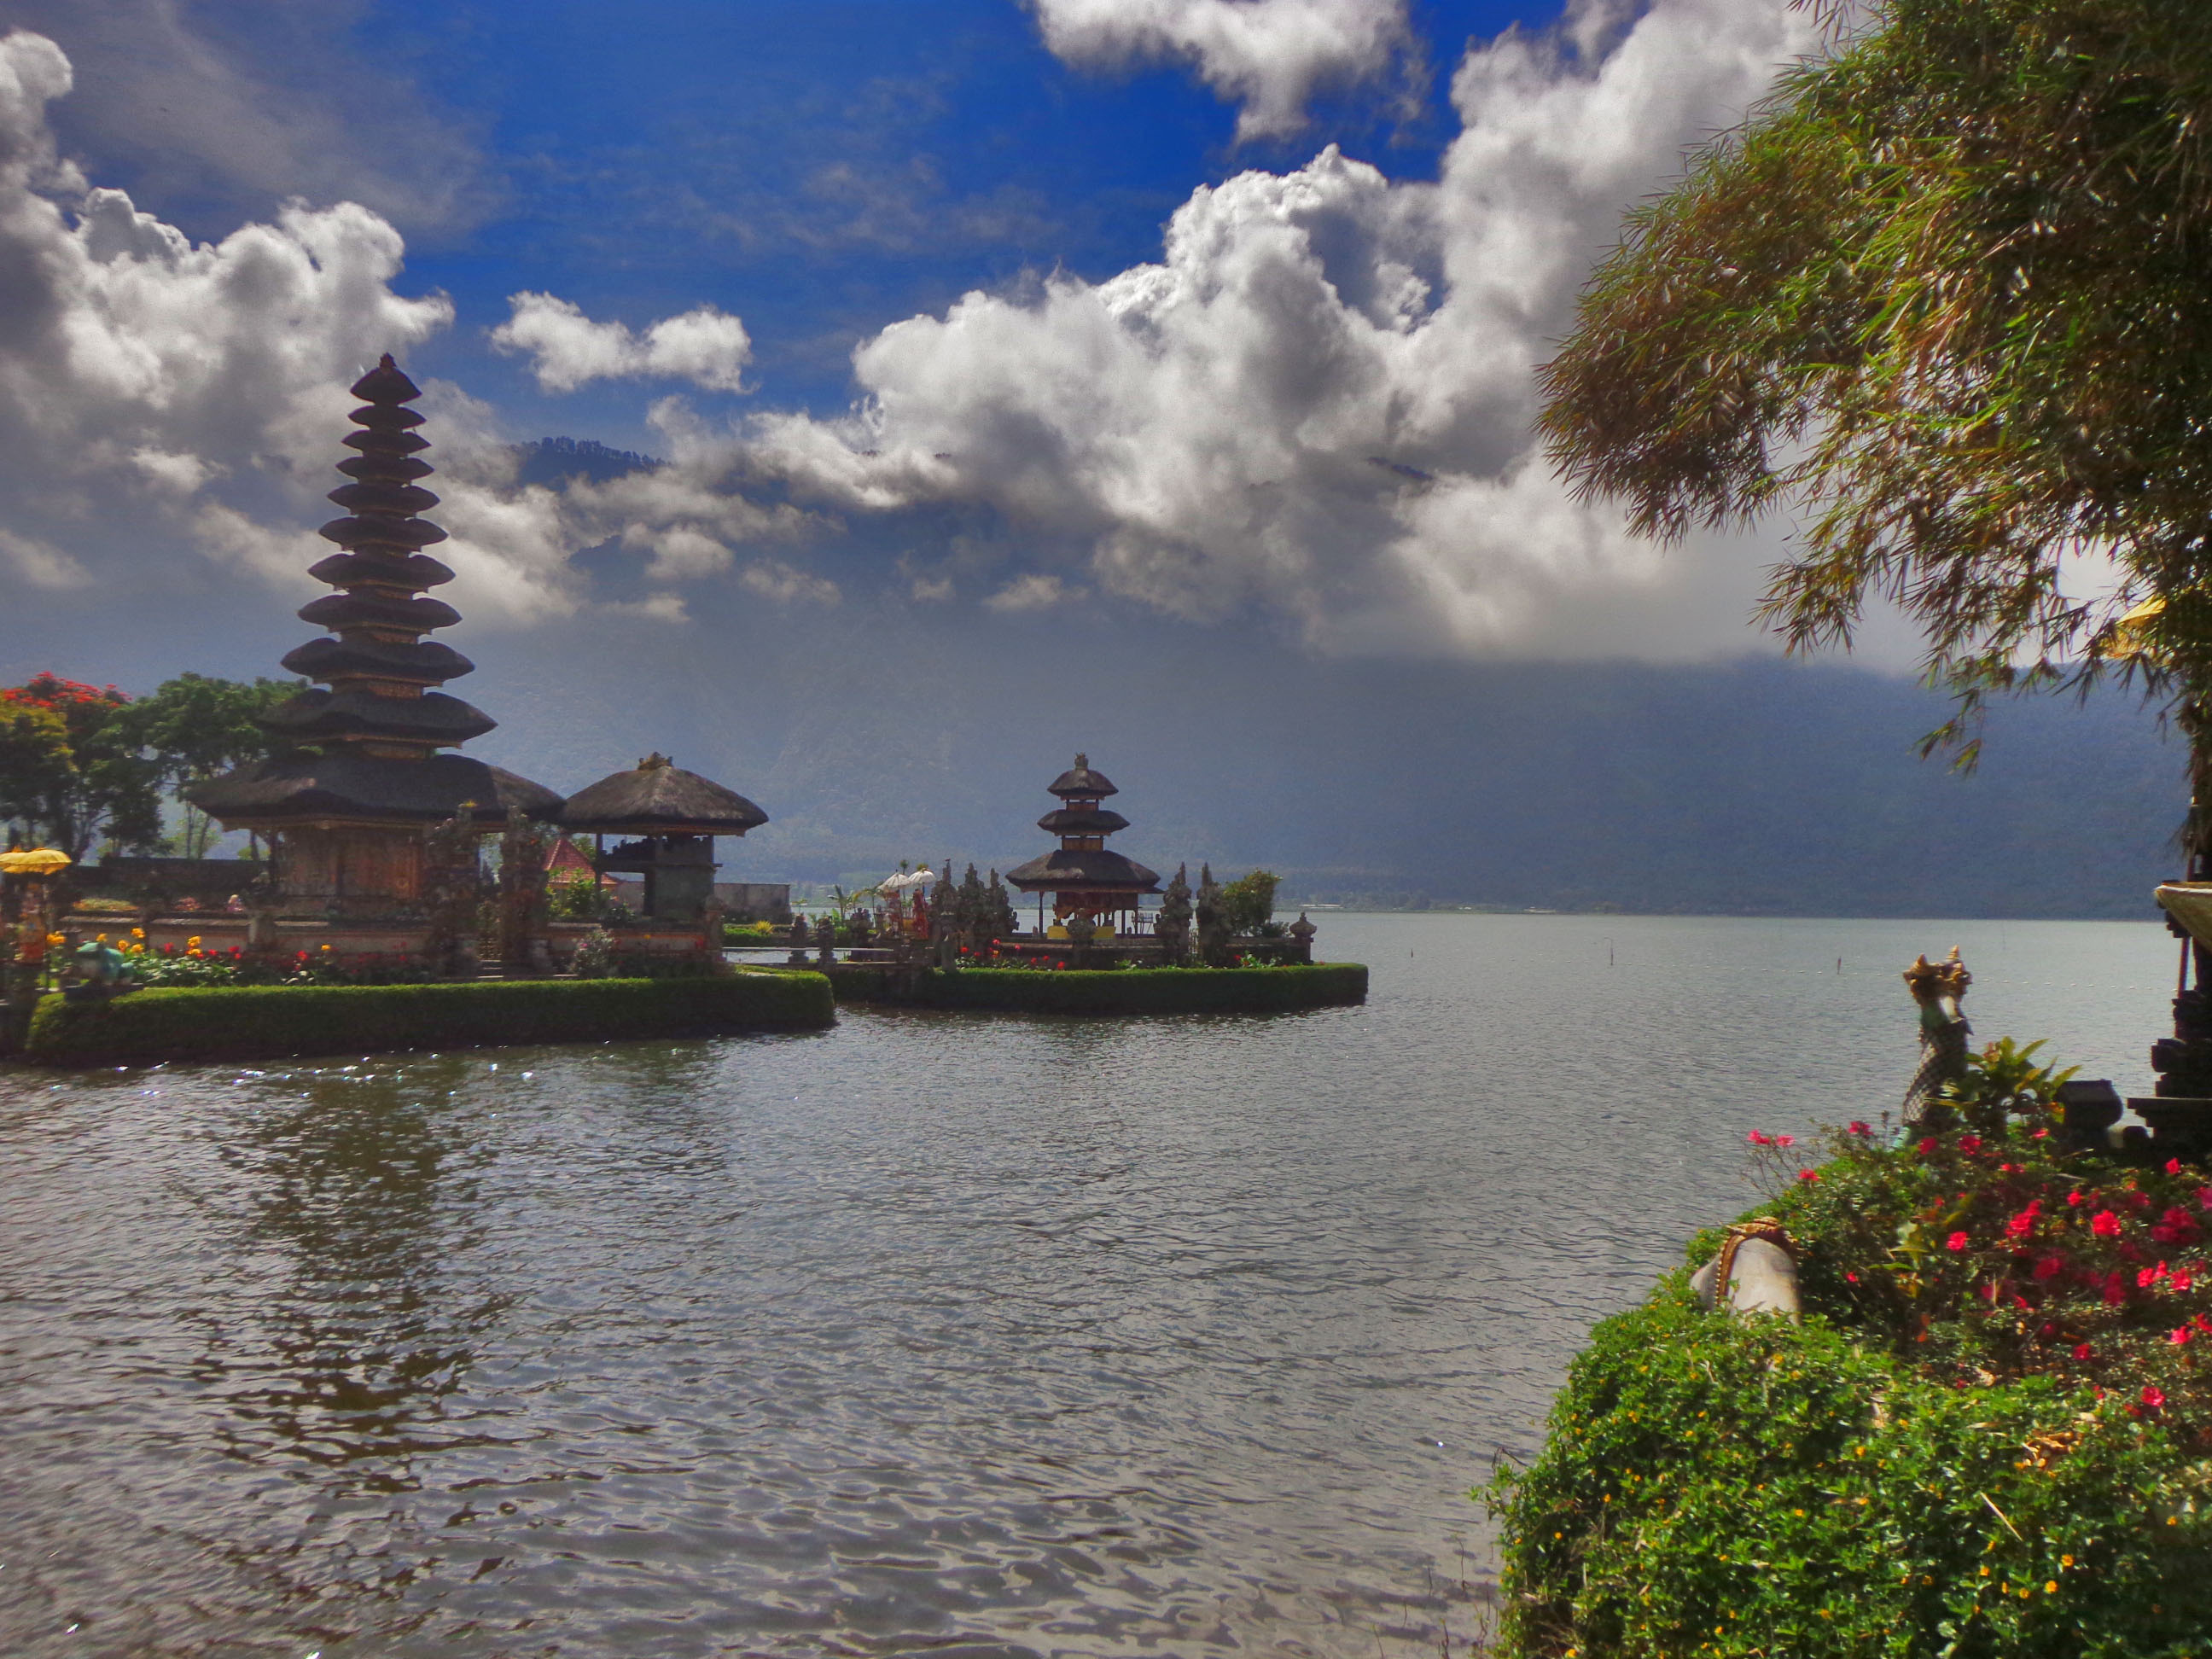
[1488,1279,2212,1659]
[21,972,834,1065]
[819,962,1366,1014]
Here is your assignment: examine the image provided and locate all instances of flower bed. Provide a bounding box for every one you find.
[817,961,1366,1014]
[1487,1041,2212,1657]
[20,972,834,1064]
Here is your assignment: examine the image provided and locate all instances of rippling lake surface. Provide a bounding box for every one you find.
[0,914,2177,1656]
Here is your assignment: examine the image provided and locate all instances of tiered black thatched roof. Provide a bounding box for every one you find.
[1006,752,1159,899]
[190,356,561,827]
[560,754,769,837]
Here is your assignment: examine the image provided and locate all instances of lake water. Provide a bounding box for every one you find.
[0,914,2177,1657]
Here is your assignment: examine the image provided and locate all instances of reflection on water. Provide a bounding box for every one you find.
[0,915,2174,1656]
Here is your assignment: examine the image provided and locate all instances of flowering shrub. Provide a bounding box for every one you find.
[1490,1036,2212,1658]
[114,938,439,987]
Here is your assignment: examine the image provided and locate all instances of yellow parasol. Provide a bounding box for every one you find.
[0,848,71,876]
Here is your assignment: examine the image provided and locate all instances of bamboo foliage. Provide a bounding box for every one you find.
[1540,0,2212,761]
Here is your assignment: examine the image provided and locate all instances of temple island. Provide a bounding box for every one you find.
[0,358,1364,1059]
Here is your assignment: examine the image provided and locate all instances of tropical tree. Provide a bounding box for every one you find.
[0,675,162,859]
[1219,869,1282,934]
[1539,0,2212,841]
[109,672,300,857]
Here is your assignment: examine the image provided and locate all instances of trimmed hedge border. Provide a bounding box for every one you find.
[20,972,835,1065]
[818,961,1367,1015]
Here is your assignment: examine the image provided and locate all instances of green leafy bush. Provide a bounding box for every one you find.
[1490,1285,2212,1658]
[1489,1041,2212,1658]
[22,972,833,1063]
[1218,870,1281,934]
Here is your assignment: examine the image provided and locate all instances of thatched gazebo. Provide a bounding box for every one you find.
[560,754,768,921]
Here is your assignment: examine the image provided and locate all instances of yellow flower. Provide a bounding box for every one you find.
[187,936,201,949]
[2046,1581,2058,1594]
[131,927,144,938]
[320,942,332,951]
[44,932,62,947]
[95,933,107,943]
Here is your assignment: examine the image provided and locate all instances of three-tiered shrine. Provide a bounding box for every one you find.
[1006,754,1160,935]
[189,357,565,914]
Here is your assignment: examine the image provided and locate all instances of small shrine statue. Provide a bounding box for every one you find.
[816,916,837,967]
[67,937,133,1001]
[1902,946,1972,1124]
[1155,864,1192,963]
[1288,911,1318,959]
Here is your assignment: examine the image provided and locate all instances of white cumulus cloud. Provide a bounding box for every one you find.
[1033,0,1416,138]
[491,292,754,394]
[727,0,1818,655]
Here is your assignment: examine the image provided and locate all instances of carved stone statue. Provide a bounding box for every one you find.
[1902,946,1972,1124]
[817,915,837,967]
[1288,911,1317,961]
[419,812,481,978]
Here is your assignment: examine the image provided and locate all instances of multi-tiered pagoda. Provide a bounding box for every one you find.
[1006,754,1160,936]
[191,357,561,915]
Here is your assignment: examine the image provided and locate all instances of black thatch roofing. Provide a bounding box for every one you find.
[1004,847,1160,894]
[188,752,562,825]
[259,689,495,747]
[1047,753,1117,799]
[560,754,769,835]
[1038,805,1129,836]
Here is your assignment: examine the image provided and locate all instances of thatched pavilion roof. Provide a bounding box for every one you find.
[559,754,768,836]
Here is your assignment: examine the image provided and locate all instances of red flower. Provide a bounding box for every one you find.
[1775,1133,1796,1148]
[2200,1185,2212,1211]
[2174,1266,2195,1292]
[2168,1158,2186,1176]
[1918,1137,1940,1155]
[2142,1385,2166,1411]
[2104,1272,2128,1306]
[1848,1121,1871,1137]
[2068,1190,2086,1208]
[2138,1261,2168,1289]
[2172,1325,2196,1346]
[2151,1207,2200,1245]
[2034,1254,2066,1281]
[1959,1134,1982,1154]
[1946,1231,1970,1252]
[2092,1210,2122,1237]
[2032,1127,2050,1139]
[1844,1271,1860,1284]
[1747,1131,1773,1146]
[2074,1342,2094,1361]
[2006,1201,2042,1238]
[1797,1168,1818,1184]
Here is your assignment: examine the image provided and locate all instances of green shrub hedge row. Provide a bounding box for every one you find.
[21,972,835,1064]
[1489,1278,2212,1659]
[819,961,1367,1014]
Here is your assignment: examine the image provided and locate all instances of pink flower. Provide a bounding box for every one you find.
[1947,1231,1970,1252]
[2032,1127,2050,1139]
[2143,1385,2167,1410]
[2092,1210,2122,1238]
[1747,1131,1772,1146]
[1959,1135,1983,1154]
[1918,1137,1940,1155]
[2074,1342,2095,1361]
[1776,1133,1796,1148]
[1797,1168,1819,1184]
[1845,1271,1860,1284]
[1848,1121,1871,1137]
